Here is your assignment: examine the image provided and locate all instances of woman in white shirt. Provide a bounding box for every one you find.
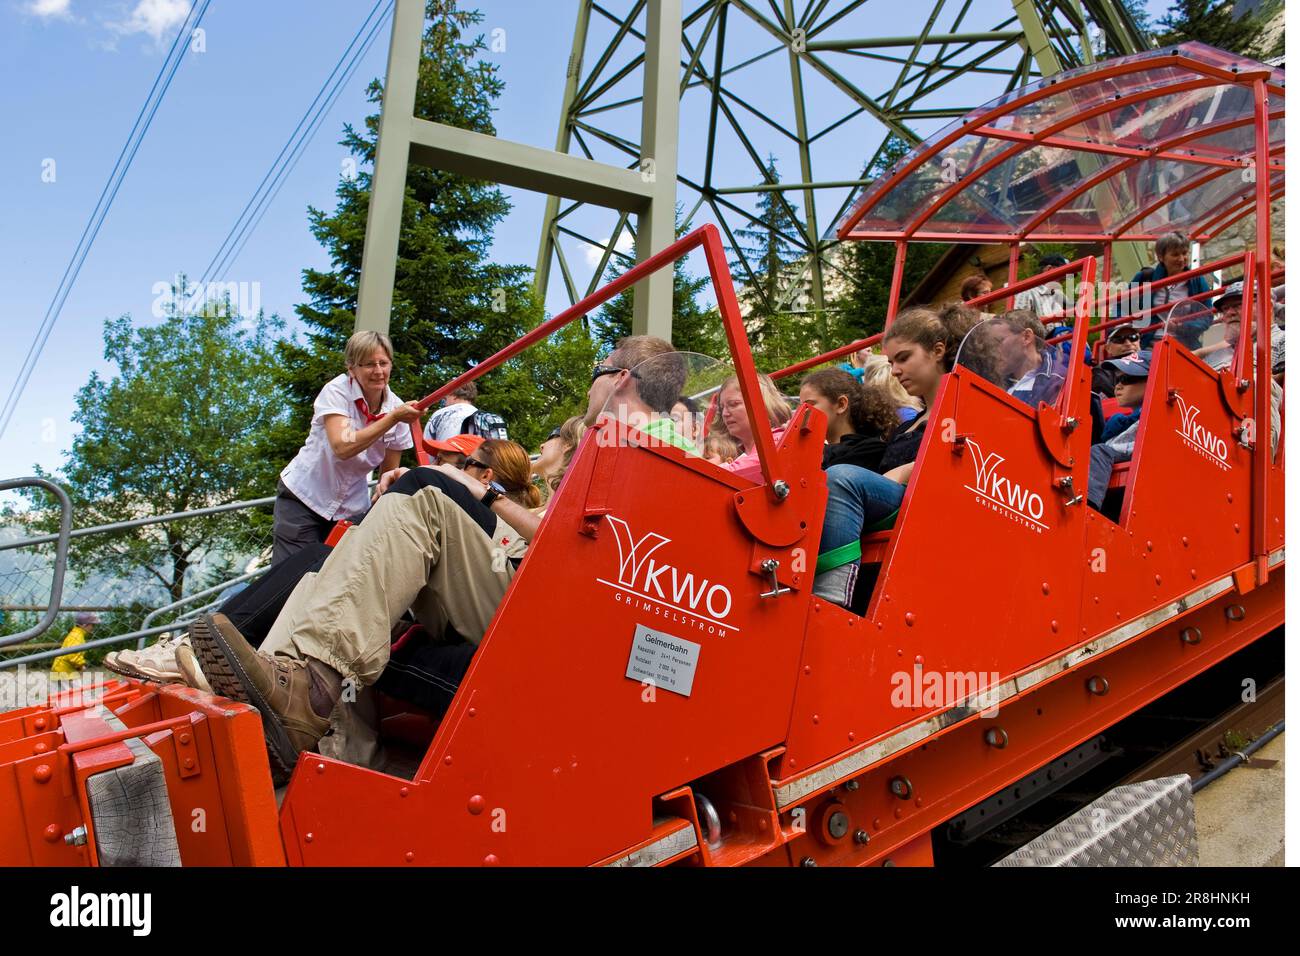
[273,331,420,564]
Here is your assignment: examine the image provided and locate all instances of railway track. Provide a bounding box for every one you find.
[934,627,1284,866]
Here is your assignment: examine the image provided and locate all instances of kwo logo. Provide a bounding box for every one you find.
[964,438,1048,533]
[1173,395,1231,470]
[598,516,737,635]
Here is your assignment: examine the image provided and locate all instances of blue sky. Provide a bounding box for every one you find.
[2,0,1173,479]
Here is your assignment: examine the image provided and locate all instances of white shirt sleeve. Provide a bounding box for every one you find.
[312,377,353,427]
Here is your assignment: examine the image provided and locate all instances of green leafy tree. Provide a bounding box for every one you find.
[277,2,592,458]
[592,213,727,361]
[1158,0,1273,57]
[9,285,286,607]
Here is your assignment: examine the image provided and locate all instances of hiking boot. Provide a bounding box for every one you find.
[104,636,185,683]
[174,639,213,694]
[190,613,339,780]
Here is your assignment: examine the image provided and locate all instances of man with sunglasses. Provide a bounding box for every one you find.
[1091,323,1142,397]
[583,335,693,451]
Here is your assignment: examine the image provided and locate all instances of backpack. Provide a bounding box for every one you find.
[461,409,509,441]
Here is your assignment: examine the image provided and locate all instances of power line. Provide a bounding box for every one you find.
[198,0,392,288]
[0,0,212,443]
[214,13,392,283]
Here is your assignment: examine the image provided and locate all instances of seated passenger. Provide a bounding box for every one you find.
[191,335,682,775]
[426,432,484,468]
[532,415,587,499]
[860,353,923,424]
[813,307,964,606]
[1013,253,1068,320]
[1085,352,1150,512]
[984,309,1066,407]
[1124,231,1209,343]
[670,396,702,449]
[1091,323,1141,397]
[714,373,793,482]
[799,367,897,471]
[1097,351,1151,443]
[960,273,993,303]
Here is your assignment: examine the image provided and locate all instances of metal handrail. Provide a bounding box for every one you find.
[0,624,181,669]
[0,493,276,553]
[137,566,266,648]
[0,478,71,649]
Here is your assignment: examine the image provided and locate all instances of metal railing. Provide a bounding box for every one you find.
[0,482,275,668]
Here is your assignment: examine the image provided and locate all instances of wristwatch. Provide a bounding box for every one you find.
[480,480,507,509]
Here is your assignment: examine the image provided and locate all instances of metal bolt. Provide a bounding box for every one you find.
[64,826,87,847]
[1180,627,1202,645]
[853,829,870,845]
[844,779,859,792]
[1063,417,1080,432]
[800,856,818,868]
[827,810,850,840]
[773,479,790,500]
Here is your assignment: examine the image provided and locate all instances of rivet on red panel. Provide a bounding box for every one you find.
[484,854,500,866]
[43,825,61,843]
[33,764,51,784]
[468,795,486,815]
[444,755,453,765]
[405,851,415,862]
[316,762,325,774]
[905,612,915,626]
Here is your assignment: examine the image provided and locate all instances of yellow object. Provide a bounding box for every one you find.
[50,625,88,676]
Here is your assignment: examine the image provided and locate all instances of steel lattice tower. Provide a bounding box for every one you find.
[357,0,1149,338]
[533,0,1152,330]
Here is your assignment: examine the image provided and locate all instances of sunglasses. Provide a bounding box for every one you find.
[543,427,562,443]
[1116,373,1147,386]
[1109,332,1141,344]
[462,457,489,471]
[591,363,641,383]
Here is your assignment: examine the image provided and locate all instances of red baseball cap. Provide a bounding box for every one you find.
[425,433,485,456]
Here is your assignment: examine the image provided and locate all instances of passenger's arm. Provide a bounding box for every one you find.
[380,447,405,474]
[372,466,410,503]
[429,463,543,541]
[323,404,421,461]
[883,461,914,485]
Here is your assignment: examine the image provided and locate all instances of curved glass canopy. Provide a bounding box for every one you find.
[836,43,1284,245]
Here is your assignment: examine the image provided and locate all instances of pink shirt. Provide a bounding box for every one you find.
[720,425,788,483]
[280,373,413,520]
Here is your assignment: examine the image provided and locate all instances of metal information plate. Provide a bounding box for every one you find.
[625,625,701,697]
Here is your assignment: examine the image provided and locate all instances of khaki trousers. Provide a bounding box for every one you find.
[261,485,515,687]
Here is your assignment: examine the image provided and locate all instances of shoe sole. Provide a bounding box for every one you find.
[102,654,182,685]
[190,615,299,784]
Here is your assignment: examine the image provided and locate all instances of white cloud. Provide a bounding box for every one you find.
[113,0,191,42]
[584,230,634,268]
[26,0,73,18]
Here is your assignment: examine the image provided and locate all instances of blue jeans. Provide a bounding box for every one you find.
[820,464,907,554]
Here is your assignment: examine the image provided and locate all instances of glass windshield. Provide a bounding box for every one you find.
[838,43,1284,243]
[955,316,1066,410]
[596,351,734,457]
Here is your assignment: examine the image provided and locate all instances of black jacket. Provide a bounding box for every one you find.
[822,432,887,472]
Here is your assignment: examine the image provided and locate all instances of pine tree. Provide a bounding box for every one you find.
[1157,0,1273,57]
[729,157,807,334]
[276,2,595,457]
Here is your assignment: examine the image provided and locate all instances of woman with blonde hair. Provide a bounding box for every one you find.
[710,372,793,482]
[532,416,587,498]
[274,330,420,565]
[860,353,923,422]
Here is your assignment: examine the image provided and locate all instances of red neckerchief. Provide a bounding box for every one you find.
[352,378,386,423]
